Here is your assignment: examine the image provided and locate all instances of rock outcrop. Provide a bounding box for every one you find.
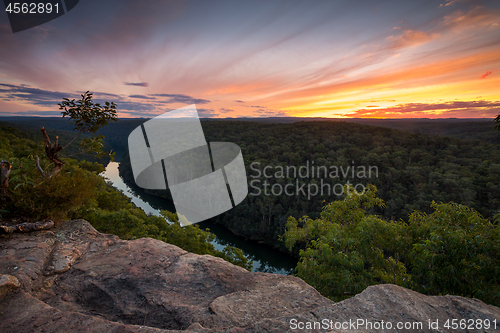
[0,220,499,332]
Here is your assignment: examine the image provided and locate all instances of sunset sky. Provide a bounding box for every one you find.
[0,0,499,118]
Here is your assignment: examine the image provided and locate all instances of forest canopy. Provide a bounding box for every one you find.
[282,184,500,306]
[116,120,500,250]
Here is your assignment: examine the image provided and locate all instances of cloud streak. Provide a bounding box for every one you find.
[151,94,210,105]
[480,70,497,79]
[129,94,154,99]
[0,83,72,106]
[0,83,214,117]
[386,29,439,49]
[124,82,149,87]
[345,100,500,118]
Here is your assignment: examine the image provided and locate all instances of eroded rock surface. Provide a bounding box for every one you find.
[0,220,499,332]
[0,274,20,299]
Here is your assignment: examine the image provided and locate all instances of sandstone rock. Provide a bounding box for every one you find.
[0,219,499,332]
[0,274,20,299]
[244,284,500,332]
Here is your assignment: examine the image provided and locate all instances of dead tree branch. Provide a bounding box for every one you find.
[0,220,54,234]
[35,155,45,177]
[1,160,11,201]
[41,127,65,178]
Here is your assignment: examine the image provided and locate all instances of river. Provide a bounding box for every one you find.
[101,161,297,274]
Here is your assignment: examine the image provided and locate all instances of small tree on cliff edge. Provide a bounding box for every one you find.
[38,91,118,178]
[494,114,500,131]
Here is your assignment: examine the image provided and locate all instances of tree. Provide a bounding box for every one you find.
[407,202,500,304]
[282,185,411,301]
[38,91,117,178]
[494,114,500,132]
[282,185,500,306]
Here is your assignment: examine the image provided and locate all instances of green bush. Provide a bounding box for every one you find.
[408,202,500,304]
[283,185,500,306]
[6,157,102,220]
[283,185,411,300]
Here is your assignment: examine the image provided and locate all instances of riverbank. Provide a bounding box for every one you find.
[101,161,297,274]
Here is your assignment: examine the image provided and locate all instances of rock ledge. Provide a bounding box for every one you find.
[0,220,499,332]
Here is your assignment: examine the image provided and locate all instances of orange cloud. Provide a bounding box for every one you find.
[344,100,500,118]
[268,48,500,110]
[441,6,500,31]
[386,29,439,49]
[439,1,455,8]
[480,70,497,79]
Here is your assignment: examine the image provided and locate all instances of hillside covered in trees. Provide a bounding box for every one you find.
[116,120,500,249]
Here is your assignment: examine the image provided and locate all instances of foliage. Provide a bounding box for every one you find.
[282,185,500,306]
[0,122,40,159]
[0,122,104,220]
[117,120,500,249]
[282,185,411,301]
[1,89,120,215]
[494,114,500,132]
[0,122,252,270]
[7,156,103,220]
[58,91,118,159]
[59,91,117,134]
[407,202,500,304]
[76,205,252,270]
[159,210,252,269]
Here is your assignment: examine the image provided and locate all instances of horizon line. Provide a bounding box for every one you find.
[0,115,496,121]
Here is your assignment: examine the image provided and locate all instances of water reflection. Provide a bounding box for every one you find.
[101,162,164,215]
[101,162,296,275]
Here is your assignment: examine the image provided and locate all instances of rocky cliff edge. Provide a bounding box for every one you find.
[0,220,499,332]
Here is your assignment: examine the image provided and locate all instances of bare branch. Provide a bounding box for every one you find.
[0,220,54,234]
[35,156,45,177]
[41,127,65,178]
[62,132,80,149]
[1,161,11,187]
[1,161,11,201]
